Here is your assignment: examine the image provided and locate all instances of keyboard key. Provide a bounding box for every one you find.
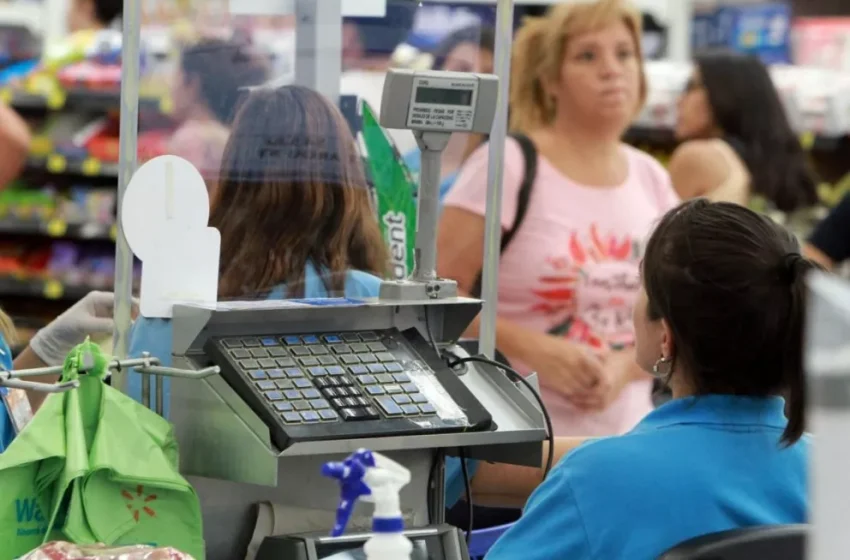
[308,366,327,377]
[393,394,412,405]
[340,407,364,420]
[290,346,311,356]
[223,338,242,348]
[314,378,331,389]
[323,387,340,398]
[349,343,369,353]
[282,335,301,345]
[341,333,361,343]
[302,335,319,345]
[343,397,359,408]
[359,353,377,364]
[242,338,261,347]
[239,359,259,369]
[301,411,320,422]
[282,411,302,423]
[366,385,385,396]
[274,401,293,412]
[323,334,342,344]
[256,380,276,390]
[337,376,354,386]
[376,352,394,362]
[310,399,330,409]
[327,366,345,376]
[368,363,386,374]
[326,377,341,387]
[293,400,312,411]
[318,356,337,366]
[333,398,348,409]
[294,379,313,389]
[264,391,283,401]
[276,357,297,367]
[362,406,380,419]
[385,363,403,373]
[376,396,402,416]
[359,375,377,385]
[330,344,351,354]
[385,385,403,395]
[401,383,419,393]
[340,354,360,365]
[419,403,436,414]
[310,345,328,355]
[250,348,269,358]
[283,389,302,399]
[258,359,277,368]
[275,379,294,390]
[411,394,428,404]
[354,396,370,407]
[266,369,285,379]
[319,409,339,421]
[249,370,267,380]
[347,386,362,396]
[300,357,320,367]
[376,374,394,384]
[349,365,369,375]
[261,337,278,347]
[230,348,251,359]
[360,332,379,342]
[302,388,321,399]
[401,404,420,416]
[268,347,288,358]
[393,373,411,383]
[285,368,304,378]
[368,342,387,352]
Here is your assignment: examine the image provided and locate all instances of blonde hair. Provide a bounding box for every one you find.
[0,309,16,346]
[509,0,647,133]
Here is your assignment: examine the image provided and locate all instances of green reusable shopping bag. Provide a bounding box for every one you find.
[0,340,205,559]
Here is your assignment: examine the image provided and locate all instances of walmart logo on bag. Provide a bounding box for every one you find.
[14,497,47,537]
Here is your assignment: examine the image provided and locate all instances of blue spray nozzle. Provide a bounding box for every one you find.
[321,449,377,537]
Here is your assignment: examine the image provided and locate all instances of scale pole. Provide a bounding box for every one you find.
[111,0,142,386]
[478,0,515,358]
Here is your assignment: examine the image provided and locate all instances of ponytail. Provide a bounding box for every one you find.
[781,255,822,446]
[509,17,553,133]
[0,309,16,347]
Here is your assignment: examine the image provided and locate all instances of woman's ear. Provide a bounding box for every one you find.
[660,318,675,359]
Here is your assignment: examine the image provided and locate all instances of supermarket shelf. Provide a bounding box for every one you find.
[3,86,168,112]
[27,154,118,178]
[0,3,44,34]
[625,126,849,153]
[0,275,99,301]
[0,217,115,240]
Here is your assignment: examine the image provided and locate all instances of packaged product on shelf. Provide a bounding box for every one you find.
[20,542,196,560]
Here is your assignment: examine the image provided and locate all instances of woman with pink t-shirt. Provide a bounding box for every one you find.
[437,0,679,437]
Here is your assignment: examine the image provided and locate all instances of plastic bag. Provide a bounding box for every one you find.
[19,541,196,559]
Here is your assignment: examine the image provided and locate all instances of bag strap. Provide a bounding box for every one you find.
[470,133,538,297]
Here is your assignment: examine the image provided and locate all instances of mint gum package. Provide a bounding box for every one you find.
[19,542,195,560]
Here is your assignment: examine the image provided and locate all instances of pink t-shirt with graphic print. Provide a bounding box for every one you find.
[445,139,679,437]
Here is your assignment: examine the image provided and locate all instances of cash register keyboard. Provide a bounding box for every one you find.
[205,328,493,450]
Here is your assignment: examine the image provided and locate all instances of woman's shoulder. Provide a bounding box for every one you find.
[622,143,671,179]
[343,270,383,298]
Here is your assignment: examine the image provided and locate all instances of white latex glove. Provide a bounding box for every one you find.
[30,291,131,366]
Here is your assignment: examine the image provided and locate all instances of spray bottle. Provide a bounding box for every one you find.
[322,449,413,560]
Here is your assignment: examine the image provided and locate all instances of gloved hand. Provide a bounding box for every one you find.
[30,291,132,366]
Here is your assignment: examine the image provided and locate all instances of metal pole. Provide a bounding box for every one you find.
[478,0,514,358]
[294,0,342,103]
[667,0,692,63]
[111,0,142,388]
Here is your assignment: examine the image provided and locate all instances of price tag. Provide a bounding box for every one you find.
[46,218,67,237]
[158,95,174,114]
[46,89,67,110]
[31,136,52,156]
[43,279,64,300]
[82,157,101,176]
[800,131,815,151]
[47,154,66,173]
[109,223,118,241]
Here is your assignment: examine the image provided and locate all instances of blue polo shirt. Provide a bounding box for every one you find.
[487,395,809,560]
[0,336,15,452]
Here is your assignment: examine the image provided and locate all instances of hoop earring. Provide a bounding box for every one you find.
[652,356,673,377]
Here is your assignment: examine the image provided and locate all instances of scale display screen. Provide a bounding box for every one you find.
[414,87,473,106]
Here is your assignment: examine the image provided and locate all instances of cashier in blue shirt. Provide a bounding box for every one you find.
[487,200,814,560]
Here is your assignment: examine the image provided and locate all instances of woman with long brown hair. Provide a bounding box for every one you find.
[127,85,388,415]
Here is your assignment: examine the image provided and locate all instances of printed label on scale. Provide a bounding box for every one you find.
[406,75,478,132]
[2,388,33,434]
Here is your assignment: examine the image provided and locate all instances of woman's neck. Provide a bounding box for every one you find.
[440,133,470,176]
[549,114,624,161]
[183,103,217,124]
